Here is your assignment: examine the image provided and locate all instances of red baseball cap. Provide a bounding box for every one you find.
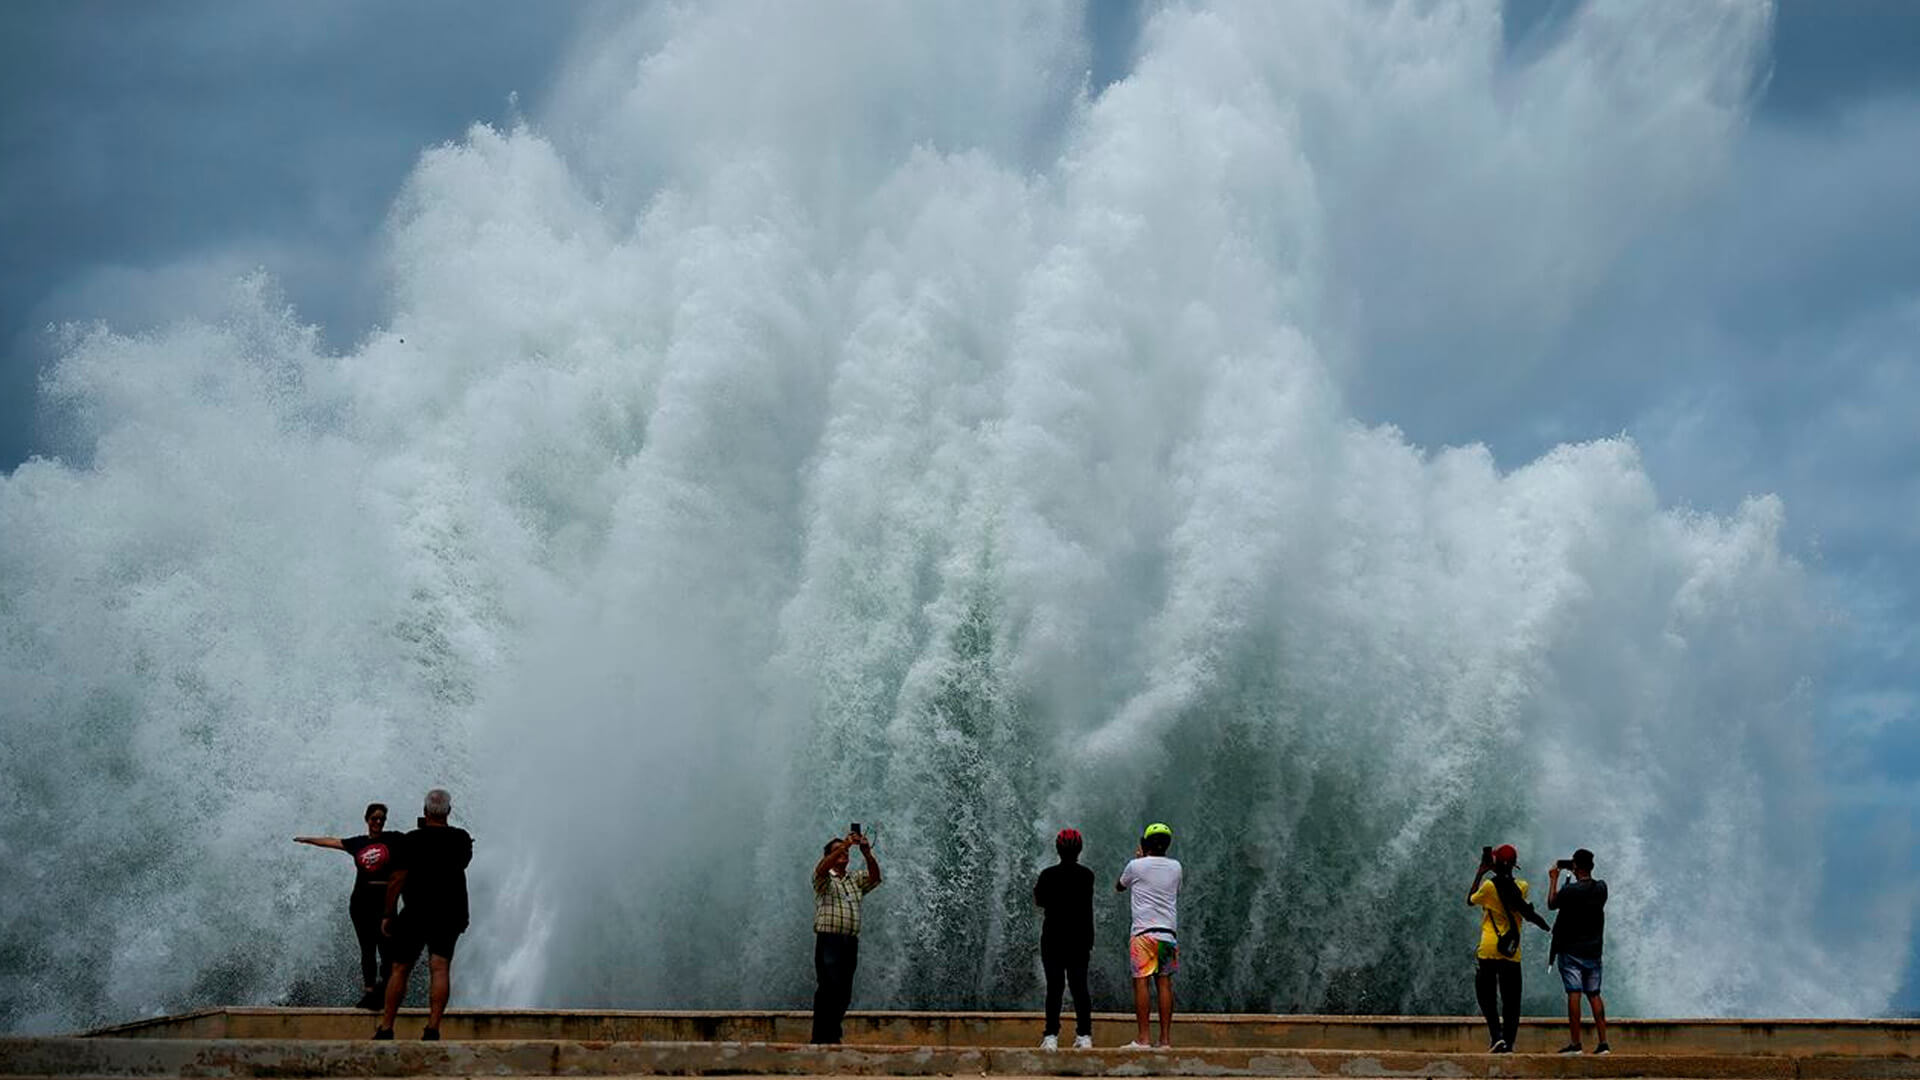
[1492,844,1517,864]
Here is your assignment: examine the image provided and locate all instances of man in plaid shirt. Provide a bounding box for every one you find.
[810,828,882,1043]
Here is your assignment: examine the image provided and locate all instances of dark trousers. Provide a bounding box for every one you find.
[811,932,860,1044]
[349,889,389,989]
[1475,958,1522,1048]
[1041,942,1091,1037]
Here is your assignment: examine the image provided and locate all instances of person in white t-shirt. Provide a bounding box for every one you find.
[1114,822,1182,1048]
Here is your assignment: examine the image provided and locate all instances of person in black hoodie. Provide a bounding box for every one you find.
[1467,843,1551,1053]
[373,789,473,1041]
[1033,828,1095,1049]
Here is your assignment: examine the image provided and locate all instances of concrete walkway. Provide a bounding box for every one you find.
[5,1010,1917,1079]
[8,1036,1920,1079]
[78,1009,1920,1057]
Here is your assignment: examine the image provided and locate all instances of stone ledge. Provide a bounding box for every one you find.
[78,1012,1920,1058]
[8,1038,1918,1079]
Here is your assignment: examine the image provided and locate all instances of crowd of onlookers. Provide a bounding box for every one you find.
[302,799,1608,1054]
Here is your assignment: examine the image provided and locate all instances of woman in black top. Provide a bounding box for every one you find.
[1033,828,1096,1049]
[295,802,395,1008]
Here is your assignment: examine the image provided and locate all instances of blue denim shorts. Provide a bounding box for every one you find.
[1557,953,1602,994]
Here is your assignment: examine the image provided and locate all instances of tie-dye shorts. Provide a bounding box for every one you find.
[1129,933,1178,978]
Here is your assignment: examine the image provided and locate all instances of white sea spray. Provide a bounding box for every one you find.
[2,0,1900,1031]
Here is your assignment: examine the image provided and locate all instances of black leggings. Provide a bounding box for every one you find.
[1475,958,1522,1048]
[349,888,389,988]
[1041,944,1091,1037]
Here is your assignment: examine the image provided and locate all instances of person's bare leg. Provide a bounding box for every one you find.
[1132,978,1151,1045]
[379,962,411,1030]
[1565,992,1583,1047]
[1156,977,1175,1047]
[427,955,453,1030]
[1589,994,1607,1047]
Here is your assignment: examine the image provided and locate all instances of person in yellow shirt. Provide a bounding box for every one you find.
[1467,843,1550,1053]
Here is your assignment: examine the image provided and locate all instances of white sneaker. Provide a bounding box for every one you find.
[1073,1035,1093,1049]
[1122,1040,1152,1049]
[1040,1035,1057,1051]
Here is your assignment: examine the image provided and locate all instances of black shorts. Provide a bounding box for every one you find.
[386,909,465,964]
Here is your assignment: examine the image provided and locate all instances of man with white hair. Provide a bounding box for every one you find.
[373,788,473,1041]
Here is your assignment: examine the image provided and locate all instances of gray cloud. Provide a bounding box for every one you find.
[0,0,580,466]
[1768,0,1920,119]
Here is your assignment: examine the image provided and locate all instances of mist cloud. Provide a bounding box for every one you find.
[4,0,1920,1029]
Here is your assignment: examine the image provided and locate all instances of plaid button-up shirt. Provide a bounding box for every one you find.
[813,866,876,936]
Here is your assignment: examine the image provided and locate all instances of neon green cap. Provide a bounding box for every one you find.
[1143,822,1173,840]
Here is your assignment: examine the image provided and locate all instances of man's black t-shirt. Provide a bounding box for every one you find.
[1548,877,1607,960]
[391,822,474,928]
[1033,862,1095,953]
[341,834,397,893]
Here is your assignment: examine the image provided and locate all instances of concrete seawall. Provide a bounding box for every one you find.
[7,1035,1920,1079]
[2,1010,1915,1079]
[80,1008,1920,1057]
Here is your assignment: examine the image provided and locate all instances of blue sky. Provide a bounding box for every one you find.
[3,0,1918,1009]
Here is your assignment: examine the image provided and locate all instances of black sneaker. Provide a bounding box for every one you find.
[1490,1039,1511,1054]
[1558,1044,1583,1054]
[356,988,381,1011]
[372,1028,394,1041]
[1594,1042,1611,1055]
[422,1027,441,1041]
